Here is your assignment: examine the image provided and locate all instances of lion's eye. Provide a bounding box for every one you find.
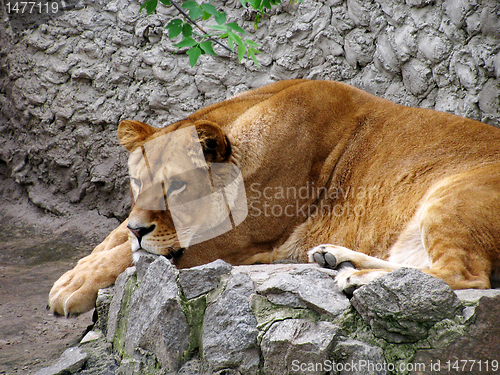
[167,180,186,197]
[130,177,142,196]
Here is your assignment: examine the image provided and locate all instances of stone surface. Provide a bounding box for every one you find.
[105,266,137,343]
[401,59,435,97]
[344,28,376,67]
[350,268,463,343]
[36,259,500,374]
[75,336,118,375]
[249,293,319,332]
[256,268,349,318]
[454,288,500,303]
[202,272,260,374]
[176,359,205,374]
[94,286,115,335]
[124,257,189,372]
[261,319,338,375]
[178,259,233,300]
[34,347,88,375]
[412,295,500,375]
[332,339,388,375]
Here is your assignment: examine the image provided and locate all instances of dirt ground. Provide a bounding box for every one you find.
[0,223,97,374]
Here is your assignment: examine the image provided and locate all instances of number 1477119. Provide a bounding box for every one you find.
[6,1,59,14]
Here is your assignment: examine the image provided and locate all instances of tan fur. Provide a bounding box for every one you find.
[49,80,500,315]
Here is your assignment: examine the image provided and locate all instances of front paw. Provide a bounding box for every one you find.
[308,245,358,295]
[308,245,356,270]
[48,253,115,316]
[335,268,361,297]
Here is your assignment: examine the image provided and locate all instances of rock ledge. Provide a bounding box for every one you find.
[40,256,500,375]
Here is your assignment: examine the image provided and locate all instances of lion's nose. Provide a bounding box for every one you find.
[127,224,155,244]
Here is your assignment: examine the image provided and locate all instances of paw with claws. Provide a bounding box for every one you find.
[308,245,358,269]
[48,242,132,316]
[308,244,381,296]
[49,253,106,317]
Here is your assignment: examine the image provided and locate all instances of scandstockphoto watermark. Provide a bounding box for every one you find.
[291,359,422,373]
[4,0,81,34]
[291,359,499,373]
[248,182,377,218]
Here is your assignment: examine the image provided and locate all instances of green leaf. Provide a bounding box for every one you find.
[226,22,246,34]
[182,23,193,38]
[246,0,262,10]
[229,31,244,48]
[226,31,244,54]
[208,24,229,32]
[248,48,261,67]
[192,7,204,20]
[147,0,158,14]
[227,32,235,51]
[182,1,204,20]
[202,11,211,20]
[181,0,198,10]
[244,39,260,48]
[159,0,171,5]
[262,0,272,9]
[215,12,226,25]
[187,46,202,67]
[174,37,198,48]
[200,3,218,17]
[140,0,158,14]
[237,43,246,62]
[166,19,183,39]
[199,40,217,55]
[253,13,261,28]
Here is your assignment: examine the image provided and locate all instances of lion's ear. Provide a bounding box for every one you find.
[194,120,231,162]
[118,120,157,151]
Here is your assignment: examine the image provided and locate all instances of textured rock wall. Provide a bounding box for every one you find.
[69,256,499,375]
[1,0,500,233]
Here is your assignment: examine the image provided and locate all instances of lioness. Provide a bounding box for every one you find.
[49,79,500,316]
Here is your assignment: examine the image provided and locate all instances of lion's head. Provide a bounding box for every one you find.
[117,119,245,263]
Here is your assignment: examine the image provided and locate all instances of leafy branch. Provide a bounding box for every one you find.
[140,0,301,67]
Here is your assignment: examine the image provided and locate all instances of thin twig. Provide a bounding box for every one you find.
[170,0,233,54]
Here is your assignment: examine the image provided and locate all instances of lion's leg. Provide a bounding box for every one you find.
[306,213,426,290]
[311,167,500,293]
[414,168,500,290]
[48,220,132,316]
[308,245,403,270]
[308,245,404,293]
